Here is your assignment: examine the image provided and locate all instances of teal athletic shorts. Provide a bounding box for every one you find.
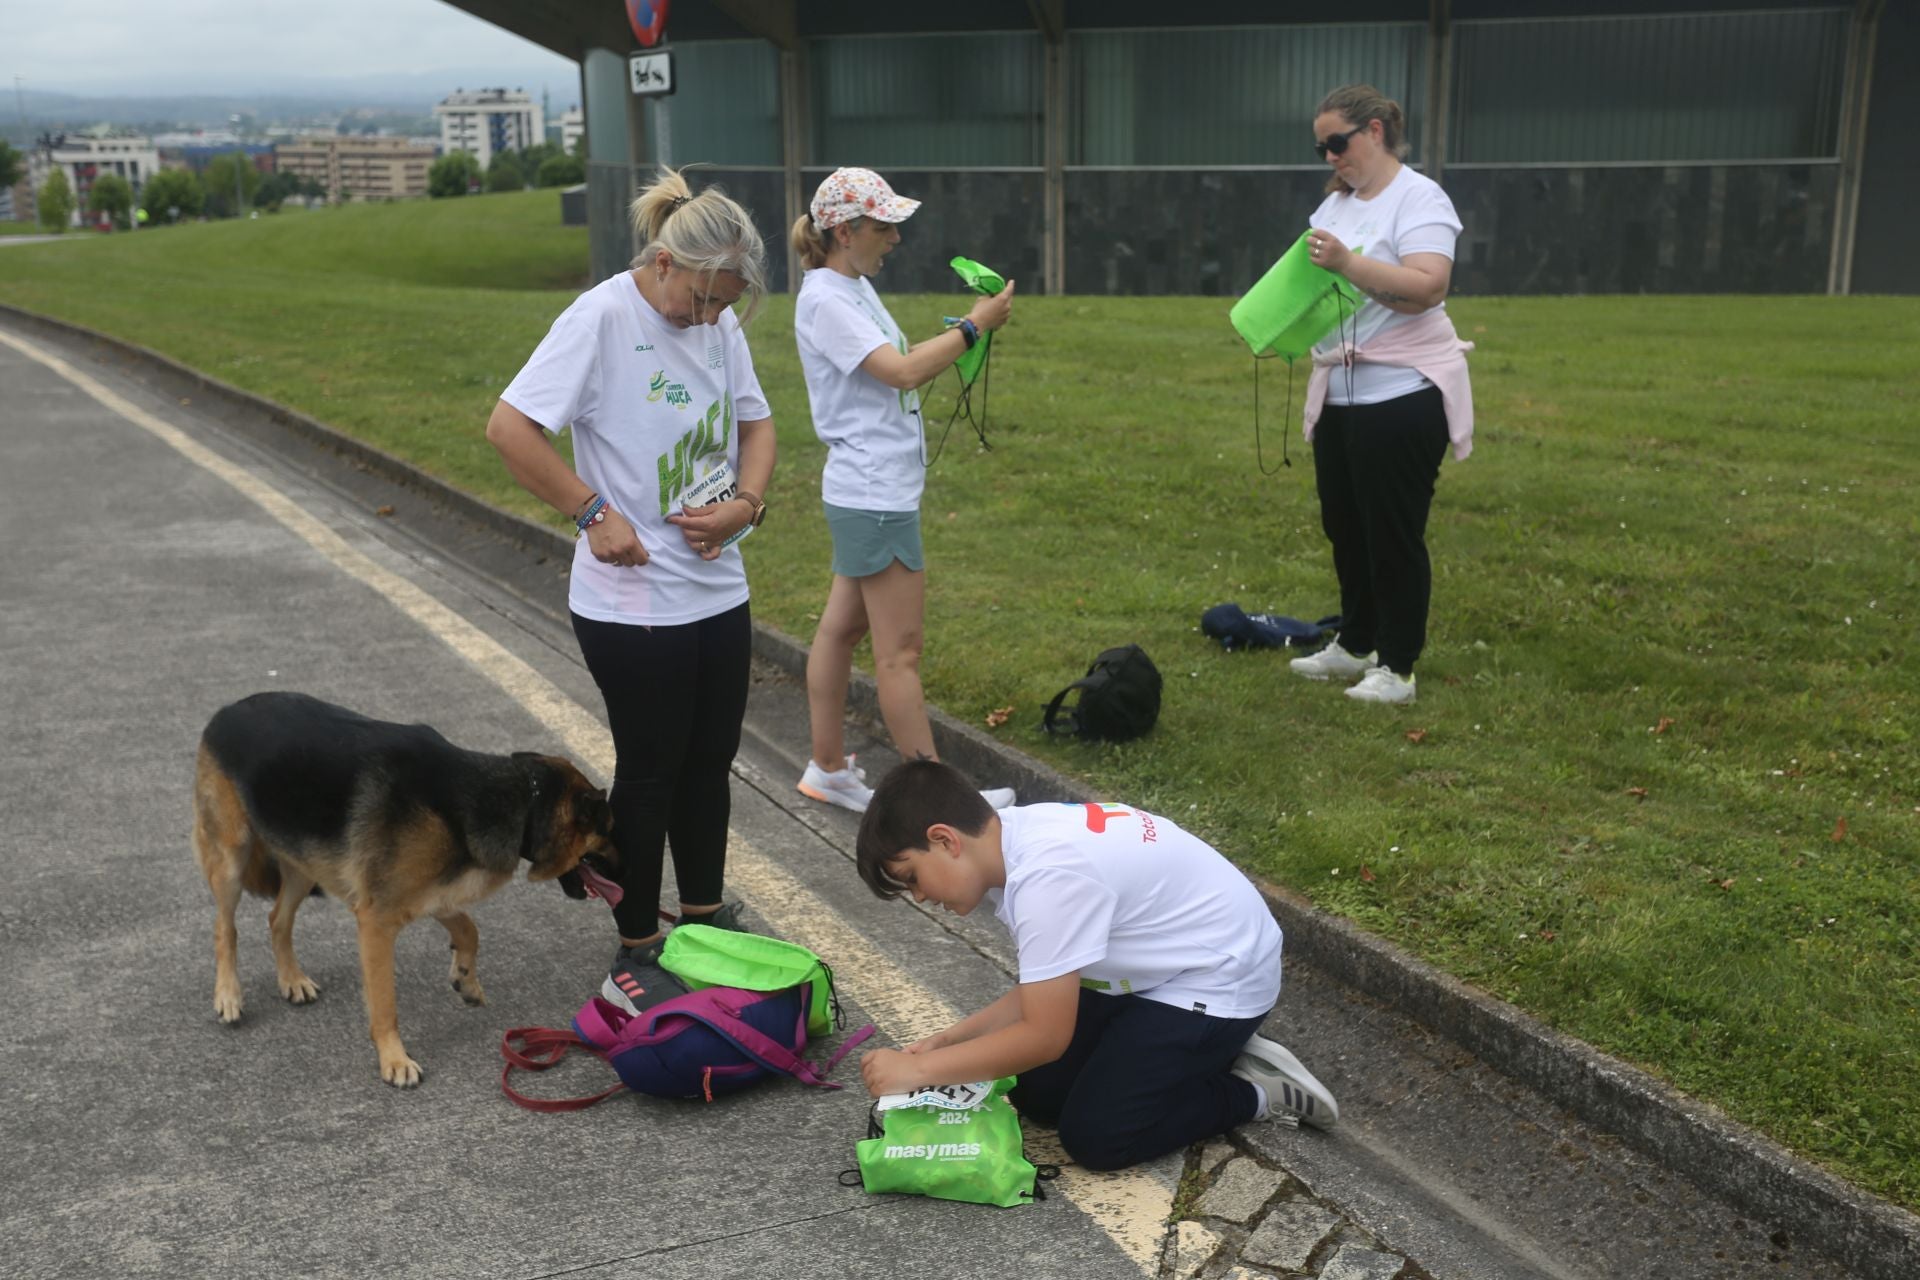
[823,503,925,578]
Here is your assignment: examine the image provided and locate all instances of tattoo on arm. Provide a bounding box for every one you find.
[1361,285,1413,306]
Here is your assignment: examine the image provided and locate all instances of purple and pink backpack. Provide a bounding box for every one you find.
[501,985,874,1110]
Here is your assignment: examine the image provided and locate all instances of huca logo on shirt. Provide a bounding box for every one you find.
[647,371,691,408]
[655,395,734,514]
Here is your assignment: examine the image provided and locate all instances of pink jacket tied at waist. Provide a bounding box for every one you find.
[1304,306,1476,461]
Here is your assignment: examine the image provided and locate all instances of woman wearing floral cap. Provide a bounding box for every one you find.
[787,167,1017,814]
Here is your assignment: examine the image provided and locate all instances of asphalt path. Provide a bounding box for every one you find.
[0,233,89,247]
[0,321,1866,1279]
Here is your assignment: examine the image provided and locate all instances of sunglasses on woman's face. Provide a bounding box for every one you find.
[1315,125,1366,160]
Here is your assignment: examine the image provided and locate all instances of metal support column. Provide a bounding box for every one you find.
[583,46,647,283]
[1043,37,1066,295]
[1425,0,1451,181]
[1827,0,1884,296]
[781,46,809,292]
[1029,0,1067,295]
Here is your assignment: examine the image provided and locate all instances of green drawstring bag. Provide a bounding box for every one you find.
[659,924,840,1038]
[948,255,1005,388]
[846,1077,1053,1208]
[1229,231,1364,363]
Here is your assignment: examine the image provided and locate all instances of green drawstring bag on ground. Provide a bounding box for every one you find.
[660,924,840,1038]
[845,1077,1054,1208]
[1229,231,1364,363]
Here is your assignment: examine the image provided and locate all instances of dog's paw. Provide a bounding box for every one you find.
[214,988,244,1024]
[279,975,320,1005]
[380,1053,424,1088]
[449,962,487,1007]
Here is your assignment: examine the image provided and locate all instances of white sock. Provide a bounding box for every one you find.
[1246,1079,1270,1120]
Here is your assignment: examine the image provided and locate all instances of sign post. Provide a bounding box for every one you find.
[629,51,674,97]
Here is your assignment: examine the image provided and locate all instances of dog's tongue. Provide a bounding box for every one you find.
[577,863,624,906]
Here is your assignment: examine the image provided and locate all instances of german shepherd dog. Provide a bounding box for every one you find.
[192,692,621,1086]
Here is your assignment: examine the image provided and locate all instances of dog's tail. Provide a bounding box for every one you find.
[193,743,282,899]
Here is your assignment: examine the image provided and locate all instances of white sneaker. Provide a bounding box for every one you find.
[1232,1034,1339,1129]
[1289,641,1376,681]
[980,787,1016,809]
[797,756,873,813]
[1345,666,1416,705]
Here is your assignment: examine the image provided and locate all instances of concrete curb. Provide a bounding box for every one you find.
[7,300,1916,1280]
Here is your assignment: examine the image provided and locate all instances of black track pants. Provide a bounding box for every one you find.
[1009,988,1265,1172]
[571,602,751,939]
[1311,385,1449,676]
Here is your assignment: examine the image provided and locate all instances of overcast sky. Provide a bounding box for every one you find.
[7,0,581,100]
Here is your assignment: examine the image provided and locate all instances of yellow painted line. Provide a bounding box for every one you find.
[5,328,1171,1274]
[723,839,1174,1271]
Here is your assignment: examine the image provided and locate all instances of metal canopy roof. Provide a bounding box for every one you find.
[439,0,1840,62]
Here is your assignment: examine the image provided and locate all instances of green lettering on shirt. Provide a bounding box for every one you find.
[655,394,734,514]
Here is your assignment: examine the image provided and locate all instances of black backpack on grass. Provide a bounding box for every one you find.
[1042,645,1163,742]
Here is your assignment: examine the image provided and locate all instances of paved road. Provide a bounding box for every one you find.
[0,233,88,247]
[0,321,1856,1279]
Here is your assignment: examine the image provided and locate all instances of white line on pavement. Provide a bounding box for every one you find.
[1,327,1170,1275]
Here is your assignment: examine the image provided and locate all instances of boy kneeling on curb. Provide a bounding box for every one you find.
[855,760,1337,1171]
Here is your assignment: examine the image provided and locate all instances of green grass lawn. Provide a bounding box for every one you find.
[3,191,1915,1208]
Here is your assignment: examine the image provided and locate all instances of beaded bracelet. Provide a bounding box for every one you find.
[575,494,608,533]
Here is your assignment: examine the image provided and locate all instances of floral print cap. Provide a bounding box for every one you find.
[809,167,921,230]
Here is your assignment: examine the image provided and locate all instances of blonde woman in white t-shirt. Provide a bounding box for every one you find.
[487,168,775,1015]
[1289,85,1473,707]
[786,168,1018,814]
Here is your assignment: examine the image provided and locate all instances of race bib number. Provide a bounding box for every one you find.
[681,459,752,550]
[875,1080,995,1113]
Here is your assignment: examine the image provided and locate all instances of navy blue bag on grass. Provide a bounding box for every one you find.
[1201,604,1342,654]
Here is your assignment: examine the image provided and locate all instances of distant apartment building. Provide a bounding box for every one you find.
[559,107,584,157]
[434,88,543,171]
[153,132,276,178]
[28,133,162,226]
[276,135,434,203]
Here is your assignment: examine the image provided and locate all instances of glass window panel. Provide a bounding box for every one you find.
[1069,25,1427,167]
[810,33,1044,167]
[656,40,782,167]
[1450,10,1849,164]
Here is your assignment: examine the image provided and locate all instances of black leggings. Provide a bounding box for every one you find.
[1312,385,1450,676]
[571,603,752,939]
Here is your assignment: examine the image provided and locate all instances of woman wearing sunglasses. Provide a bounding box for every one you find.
[1288,84,1475,706]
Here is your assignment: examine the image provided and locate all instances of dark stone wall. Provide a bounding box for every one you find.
[1445,165,1837,295]
[1063,165,1839,297]
[1064,170,1336,297]
[798,168,1045,296]
[629,163,1854,297]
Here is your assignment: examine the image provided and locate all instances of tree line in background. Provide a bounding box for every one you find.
[4,135,584,233]
[429,139,584,199]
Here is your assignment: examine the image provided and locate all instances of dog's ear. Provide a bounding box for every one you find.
[572,786,612,839]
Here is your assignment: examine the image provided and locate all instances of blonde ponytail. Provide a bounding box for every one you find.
[629,167,768,323]
[790,213,831,271]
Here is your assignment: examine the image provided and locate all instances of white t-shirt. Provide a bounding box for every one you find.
[985,803,1283,1019]
[1309,165,1462,406]
[794,268,925,512]
[501,272,771,627]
